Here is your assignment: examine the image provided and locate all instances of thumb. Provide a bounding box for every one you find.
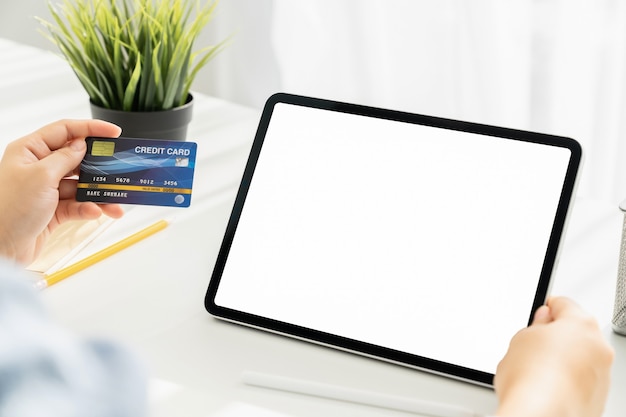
[37,139,86,181]
[531,304,553,325]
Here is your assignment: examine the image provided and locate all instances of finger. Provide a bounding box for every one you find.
[35,139,88,184]
[531,305,553,325]
[59,178,78,200]
[54,200,105,225]
[59,179,124,219]
[22,119,122,160]
[65,119,122,142]
[99,203,125,219]
[547,296,591,321]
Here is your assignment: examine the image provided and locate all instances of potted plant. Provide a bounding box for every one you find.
[38,0,225,140]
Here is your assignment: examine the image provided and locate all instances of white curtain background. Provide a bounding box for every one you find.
[2,0,626,204]
[206,0,626,206]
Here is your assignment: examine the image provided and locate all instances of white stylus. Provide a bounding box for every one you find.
[242,371,483,417]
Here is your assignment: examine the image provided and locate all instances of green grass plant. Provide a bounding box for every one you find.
[38,0,225,111]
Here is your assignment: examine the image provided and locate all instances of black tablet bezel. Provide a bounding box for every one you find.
[205,92,582,387]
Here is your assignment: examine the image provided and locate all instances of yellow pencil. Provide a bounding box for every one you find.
[36,219,169,289]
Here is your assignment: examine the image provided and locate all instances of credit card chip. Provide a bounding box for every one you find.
[91,141,116,156]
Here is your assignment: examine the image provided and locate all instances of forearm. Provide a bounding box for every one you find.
[0,260,147,416]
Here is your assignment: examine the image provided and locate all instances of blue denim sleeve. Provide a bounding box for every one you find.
[0,260,147,417]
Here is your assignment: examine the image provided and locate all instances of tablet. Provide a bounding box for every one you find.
[205,93,582,386]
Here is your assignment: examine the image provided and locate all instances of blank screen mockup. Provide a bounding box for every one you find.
[210,99,576,382]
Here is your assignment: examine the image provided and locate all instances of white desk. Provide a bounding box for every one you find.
[2,38,626,417]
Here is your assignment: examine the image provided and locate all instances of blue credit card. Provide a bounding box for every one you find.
[76,137,197,207]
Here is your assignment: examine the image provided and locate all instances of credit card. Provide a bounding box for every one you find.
[76,137,197,207]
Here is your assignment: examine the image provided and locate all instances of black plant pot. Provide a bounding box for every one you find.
[90,94,194,141]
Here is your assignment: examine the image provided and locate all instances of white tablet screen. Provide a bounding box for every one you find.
[209,95,579,384]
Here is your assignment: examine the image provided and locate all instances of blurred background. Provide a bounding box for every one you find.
[2,0,626,205]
